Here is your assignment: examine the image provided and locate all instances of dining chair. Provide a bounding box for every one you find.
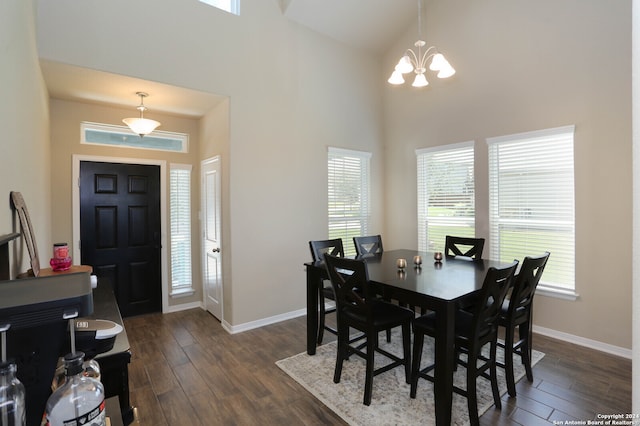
[410,260,518,425]
[353,235,384,258]
[444,235,485,259]
[309,239,344,344]
[324,253,414,406]
[497,252,550,397]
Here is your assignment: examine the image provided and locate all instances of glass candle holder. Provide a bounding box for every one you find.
[413,255,422,267]
[434,252,443,262]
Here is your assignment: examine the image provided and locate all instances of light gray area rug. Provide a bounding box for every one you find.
[276,331,544,426]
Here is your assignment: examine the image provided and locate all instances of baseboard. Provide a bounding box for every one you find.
[225,308,307,334]
[163,300,203,313]
[533,325,631,359]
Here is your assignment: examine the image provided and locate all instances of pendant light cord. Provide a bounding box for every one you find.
[417,0,422,40]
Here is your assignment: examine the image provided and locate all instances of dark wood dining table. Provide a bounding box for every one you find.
[305,248,512,426]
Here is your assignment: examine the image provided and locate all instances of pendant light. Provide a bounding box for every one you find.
[388,0,455,88]
[122,92,161,137]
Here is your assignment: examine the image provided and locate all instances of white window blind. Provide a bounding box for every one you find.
[417,142,475,252]
[328,147,371,257]
[170,164,194,294]
[488,126,575,293]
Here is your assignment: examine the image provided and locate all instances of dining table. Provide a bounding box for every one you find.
[304,248,513,426]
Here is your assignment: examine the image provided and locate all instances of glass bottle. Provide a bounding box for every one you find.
[52,357,101,392]
[0,361,25,426]
[43,352,105,426]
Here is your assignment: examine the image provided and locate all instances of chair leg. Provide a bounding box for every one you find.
[363,332,376,406]
[504,323,517,397]
[402,322,411,383]
[489,340,502,410]
[333,324,347,384]
[519,321,534,382]
[466,349,480,426]
[317,287,326,344]
[410,329,425,398]
[386,328,391,343]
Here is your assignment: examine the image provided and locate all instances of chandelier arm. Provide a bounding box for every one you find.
[417,46,439,69]
[404,48,420,69]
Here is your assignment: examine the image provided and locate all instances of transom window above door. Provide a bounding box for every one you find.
[81,122,189,153]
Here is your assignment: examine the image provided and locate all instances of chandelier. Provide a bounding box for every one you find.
[122,92,161,137]
[388,0,455,88]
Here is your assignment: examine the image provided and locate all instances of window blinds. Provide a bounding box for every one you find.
[170,164,193,291]
[328,147,371,257]
[488,126,575,291]
[416,142,475,252]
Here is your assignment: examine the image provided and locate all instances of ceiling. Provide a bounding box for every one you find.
[281,0,416,53]
[40,60,226,119]
[40,1,417,117]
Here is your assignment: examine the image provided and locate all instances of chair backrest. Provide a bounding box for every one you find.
[444,235,485,259]
[506,252,550,318]
[324,254,372,318]
[309,239,344,262]
[471,261,519,340]
[353,235,384,258]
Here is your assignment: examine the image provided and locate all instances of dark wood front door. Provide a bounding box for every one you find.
[80,161,162,317]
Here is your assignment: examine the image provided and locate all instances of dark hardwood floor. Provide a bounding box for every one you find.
[123,309,631,425]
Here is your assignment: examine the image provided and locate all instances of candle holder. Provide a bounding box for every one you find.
[413,255,422,268]
[434,252,443,263]
[396,258,407,270]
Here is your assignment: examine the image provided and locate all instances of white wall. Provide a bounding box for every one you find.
[35,0,385,326]
[0,1,51,277]
[384,0,632,349]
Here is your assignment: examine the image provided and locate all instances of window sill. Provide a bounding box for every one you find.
[536,285,579,301]
[170,287,196,298]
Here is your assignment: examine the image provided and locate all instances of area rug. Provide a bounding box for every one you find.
[276,331,544,426]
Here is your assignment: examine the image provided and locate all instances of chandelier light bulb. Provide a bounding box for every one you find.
[395,55,414,74]
[429,53,447,71]
[412,73,429,88]
[388,70,405,85]
[437,64,456,79]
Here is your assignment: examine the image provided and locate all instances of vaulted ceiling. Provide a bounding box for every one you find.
[280,0,416,53]
[41,0,418,117]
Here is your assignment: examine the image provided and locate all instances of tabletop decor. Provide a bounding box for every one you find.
[396,258,407,270]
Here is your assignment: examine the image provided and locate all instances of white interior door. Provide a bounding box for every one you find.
[202,156,222,320]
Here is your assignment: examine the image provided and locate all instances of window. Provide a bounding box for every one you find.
[417,142,475,252]
[170,164,194,296]
[328,147,371,257]
[199,0,239,15]
[82,122,189,153]
[488,126,575,296]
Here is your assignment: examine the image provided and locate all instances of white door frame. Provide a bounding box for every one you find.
[72,154,169,313]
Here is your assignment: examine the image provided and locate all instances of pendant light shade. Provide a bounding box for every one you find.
[123,92,161,137]
[412,73,429,88]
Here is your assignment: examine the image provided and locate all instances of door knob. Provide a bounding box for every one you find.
[212,248,221,253]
